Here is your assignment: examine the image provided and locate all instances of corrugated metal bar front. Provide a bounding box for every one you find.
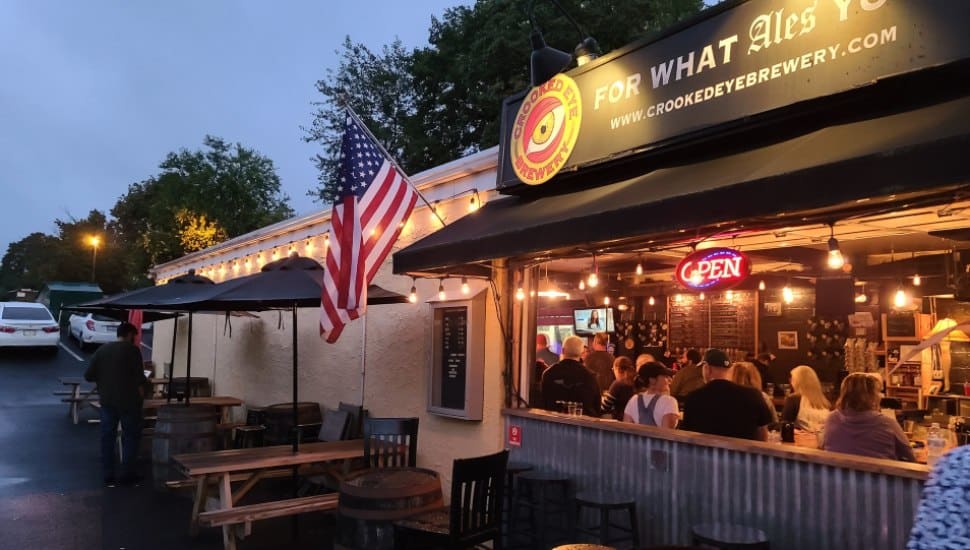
[507,414,925,550]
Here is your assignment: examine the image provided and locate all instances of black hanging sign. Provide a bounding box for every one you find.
[439,307,468,409]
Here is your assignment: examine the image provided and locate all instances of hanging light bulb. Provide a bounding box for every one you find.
[515,286,525,301]
[913,273,922,286]
[783,285,794,304]
[635,261,643,276]
[603,296,611,306]
[855,292,868,303]
[699,291,706,301]
[588,255,599,287]
[579,277,586,291]
[648,296,656,306]
[438,280,446,301]
[726,289,734,301]
[460,277,470,294]
[758,280,766,291]
[894,287,909,309]
[430,201,441,223]
[468,191,480,213]
[408,282,418,304]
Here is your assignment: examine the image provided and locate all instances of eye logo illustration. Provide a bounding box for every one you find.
[510,74,582,185]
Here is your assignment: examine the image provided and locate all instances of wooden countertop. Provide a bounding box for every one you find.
[503,408,931,481]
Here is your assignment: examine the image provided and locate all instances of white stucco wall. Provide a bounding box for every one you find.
[150,148,506,489]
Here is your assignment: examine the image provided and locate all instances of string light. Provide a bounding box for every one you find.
[430,201,441,223]
[726,289,734,301]
[648,296,655,306]
[699,291,705,301]
[758,280,766,291]
[305,238,314,253]
[603,296,610,306]
[783,285,794,304]
[515,287,525,301]
[438,280,446,301]
[408,280,418,304]
[913,273,922,286]
[323,234,330,248]
[827,223,844,270]
[579,278,586,291]
[635,257,643,276]
[461,277,470,294]
[588,255,599,288]
[468,191,480,213]
[894,288,909,309]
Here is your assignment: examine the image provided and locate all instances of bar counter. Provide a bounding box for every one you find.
[503,408,931,550]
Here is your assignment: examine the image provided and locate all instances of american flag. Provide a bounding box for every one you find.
[320,113,417,343]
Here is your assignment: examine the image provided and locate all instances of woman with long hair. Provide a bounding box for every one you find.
[731,362,778,424]
[781,365,831,433]
[822,373,915,461]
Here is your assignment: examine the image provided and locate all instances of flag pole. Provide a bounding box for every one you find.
[344,107,447,226]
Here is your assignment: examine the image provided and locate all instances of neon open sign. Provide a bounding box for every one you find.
[676,248,751,291]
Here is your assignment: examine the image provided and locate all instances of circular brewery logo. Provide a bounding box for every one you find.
[510,74,582,185]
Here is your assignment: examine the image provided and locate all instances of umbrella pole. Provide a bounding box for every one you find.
[186,312,193,406]
[292,306,299,453]
[167,314,179,404]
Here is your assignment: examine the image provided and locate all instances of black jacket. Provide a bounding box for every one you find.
[540,359,601,416]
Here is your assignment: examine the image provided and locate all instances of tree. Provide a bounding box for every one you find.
[305,0,703,201]
[111,136,294,279]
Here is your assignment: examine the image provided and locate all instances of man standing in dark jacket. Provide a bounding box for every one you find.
[541,336,600,416]
[84,322,147,486]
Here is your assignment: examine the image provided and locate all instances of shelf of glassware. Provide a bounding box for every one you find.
[886,361,924,409]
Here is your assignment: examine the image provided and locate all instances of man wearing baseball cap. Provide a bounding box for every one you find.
[680,349,774,441]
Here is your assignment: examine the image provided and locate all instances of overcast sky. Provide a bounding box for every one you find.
[0,1,467,254]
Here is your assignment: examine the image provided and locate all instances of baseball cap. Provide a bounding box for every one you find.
[637,361,674,382]
[702,348,731,368]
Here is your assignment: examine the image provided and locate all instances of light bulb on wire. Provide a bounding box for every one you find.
[515,287,525,301]
[648,296,656,306]
[408,284,418,304]
[894,288,909,309]
[461,277,469,294]
[782,285,794,304]
[438,280,446,301]
[579,277,586,291]
[758,280,766,291]
[913,274,921,286]
[603,296,610,306]
[635,260,643,276]
[698,291,705,301]
[827,223,844,269]
[587,271,599,288]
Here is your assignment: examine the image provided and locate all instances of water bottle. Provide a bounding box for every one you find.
[927,422,946,466]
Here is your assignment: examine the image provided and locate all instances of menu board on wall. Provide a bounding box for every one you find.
[440,307,468,409]
[668,291,755,352]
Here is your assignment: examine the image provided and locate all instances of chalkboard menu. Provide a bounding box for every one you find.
[429,293,486,421]
[885,310,919,340]
[440,307,467,409]
[668,291,755,353]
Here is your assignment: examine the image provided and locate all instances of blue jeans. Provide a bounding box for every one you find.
[99,404,142,478]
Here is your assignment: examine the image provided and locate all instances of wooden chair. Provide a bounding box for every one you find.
[363,417,419,469]
[394,449,509,549]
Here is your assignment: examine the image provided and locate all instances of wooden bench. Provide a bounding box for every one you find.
[197,493,339,528]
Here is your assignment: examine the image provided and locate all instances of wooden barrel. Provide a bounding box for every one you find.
[336,467,443,550]
[167,377,211,398]
[263,402,321,445]
[151,404,219,489]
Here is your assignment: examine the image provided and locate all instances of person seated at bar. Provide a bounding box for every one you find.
[822,373,915,461]
[602,356,636,421]
[781,365,832,433]
[681,349,773,441]
[624,362,679,428]
[670,349,704,398]
[731,361,778,424]
[586,332,615,392]
[535,333,560,367]
[540,335,601,416]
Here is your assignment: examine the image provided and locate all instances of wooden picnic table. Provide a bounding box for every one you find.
[56,376,99,424]
[143,396,244,424]
[173,439,365,550]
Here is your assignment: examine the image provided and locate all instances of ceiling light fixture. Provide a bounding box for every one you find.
[461,277,470,295]
[635,256,644,276]
[438,279,446,301]
[827,223,844,270]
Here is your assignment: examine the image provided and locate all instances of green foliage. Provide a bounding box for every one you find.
[305,0,703,202]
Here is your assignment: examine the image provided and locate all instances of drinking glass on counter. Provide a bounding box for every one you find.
[574,403,583,416]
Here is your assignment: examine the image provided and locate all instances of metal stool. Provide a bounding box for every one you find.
[510,471,572,549]
[233,425,265,448]
[574,491,640,549]
[503,462,534,547]
[691,523,769,549]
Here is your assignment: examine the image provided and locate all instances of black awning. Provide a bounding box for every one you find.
[394,97,970,275]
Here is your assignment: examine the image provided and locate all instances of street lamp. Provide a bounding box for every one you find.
[88,235,100,281]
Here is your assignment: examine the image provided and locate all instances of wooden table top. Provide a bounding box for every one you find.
[143,396,244,408]
[173,439,365,477]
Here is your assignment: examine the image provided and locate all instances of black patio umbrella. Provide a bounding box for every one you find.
[67,270,216,404]
[164,254,409,452]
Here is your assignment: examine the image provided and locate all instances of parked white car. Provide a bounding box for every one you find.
[68,313,121,350]
[0,302,60,350]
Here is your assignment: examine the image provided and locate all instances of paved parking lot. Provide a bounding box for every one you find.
[0,332,334,550]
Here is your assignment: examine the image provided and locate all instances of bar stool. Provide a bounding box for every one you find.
[574,491,640,549]
[510,471,572,549]
[503,462,534,547]
[233,425,266,449]
[691,523,770,549]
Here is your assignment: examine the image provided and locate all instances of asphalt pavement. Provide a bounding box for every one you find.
[0,332,335,550]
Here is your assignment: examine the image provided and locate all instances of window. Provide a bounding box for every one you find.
[2,307,54,321]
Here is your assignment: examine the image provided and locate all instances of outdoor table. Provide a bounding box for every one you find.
[172,439,365,546]
[143,396,243,424]
[56,376,99,424]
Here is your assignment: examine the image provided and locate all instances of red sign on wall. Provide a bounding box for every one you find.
[508,425,522,447]
[676,247,751,291]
